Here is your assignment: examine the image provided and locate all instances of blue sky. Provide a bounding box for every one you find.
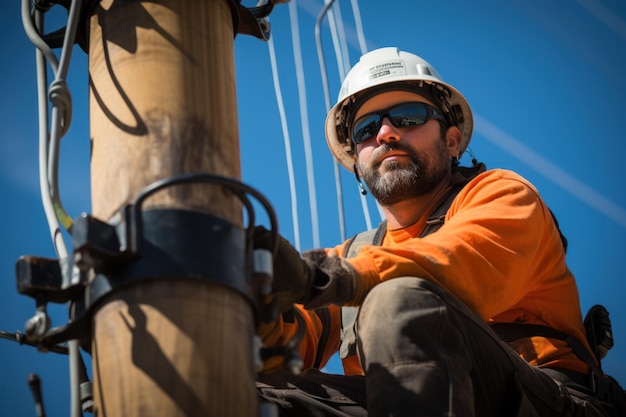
[1,0,625,415]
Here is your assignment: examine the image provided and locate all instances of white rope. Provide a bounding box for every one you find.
[289,0,321,248]
[267,33,301,251]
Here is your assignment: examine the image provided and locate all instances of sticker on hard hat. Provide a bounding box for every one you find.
[367,60,407,81]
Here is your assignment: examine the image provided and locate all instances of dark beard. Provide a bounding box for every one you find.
[357,138,450,206]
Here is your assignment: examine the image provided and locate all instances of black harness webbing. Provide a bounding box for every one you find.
[491,323,598,371]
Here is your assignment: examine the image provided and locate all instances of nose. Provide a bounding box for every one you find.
[376,117,401,145]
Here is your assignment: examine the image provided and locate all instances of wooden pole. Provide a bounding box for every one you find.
[87,0,256,415]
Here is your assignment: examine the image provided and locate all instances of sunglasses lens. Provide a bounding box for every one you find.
[351,103,433,144]
[352,114,381,144]
[389,103,429,127]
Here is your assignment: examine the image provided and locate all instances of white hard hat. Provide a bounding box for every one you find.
[324,47,473,171]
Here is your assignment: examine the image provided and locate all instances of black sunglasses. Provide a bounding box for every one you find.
[350,101,447,145]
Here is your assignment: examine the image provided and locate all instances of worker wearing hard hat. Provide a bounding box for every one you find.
[255,47,625,417]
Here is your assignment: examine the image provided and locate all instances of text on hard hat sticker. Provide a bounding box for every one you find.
[367,60,407,81]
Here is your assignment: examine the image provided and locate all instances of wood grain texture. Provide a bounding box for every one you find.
[91,280,257,416]
[87,1,256,415]
[89,0,241,221]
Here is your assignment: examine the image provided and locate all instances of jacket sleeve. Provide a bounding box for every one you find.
[345,169,569,321]
[257,304,342,373]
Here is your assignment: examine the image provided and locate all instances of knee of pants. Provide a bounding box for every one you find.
[357,277,448,357]
[359,276,444,321]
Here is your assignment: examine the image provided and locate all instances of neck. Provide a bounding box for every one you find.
[380,179,451,229]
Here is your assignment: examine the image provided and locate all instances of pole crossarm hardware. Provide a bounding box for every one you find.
[35,0,289,52]
[17,173,280,347]
[14,172,303,413]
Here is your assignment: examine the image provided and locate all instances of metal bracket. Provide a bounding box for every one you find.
[34,0,291,53]
[16,256,85,305]
[81,208,252,308]
[34,208,253,351]
[15,172,281,358]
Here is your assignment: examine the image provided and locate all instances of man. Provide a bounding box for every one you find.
[255,47,623,416]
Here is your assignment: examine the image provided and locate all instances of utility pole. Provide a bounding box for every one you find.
[86,0,258,415]
[15,1,284,415]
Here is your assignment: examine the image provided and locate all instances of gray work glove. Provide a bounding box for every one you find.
[253,227,359,312]
[301,249,359,310]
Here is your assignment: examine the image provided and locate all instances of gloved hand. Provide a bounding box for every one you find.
[253,227,359,312]
[301,249,359,310]
[253,226,314,312]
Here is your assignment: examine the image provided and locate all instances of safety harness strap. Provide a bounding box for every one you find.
[491,323,598,371]
[340,227,384,359]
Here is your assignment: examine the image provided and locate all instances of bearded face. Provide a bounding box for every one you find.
[356,133,450,206]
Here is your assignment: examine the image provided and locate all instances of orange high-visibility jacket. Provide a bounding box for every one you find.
[259,168,593,376]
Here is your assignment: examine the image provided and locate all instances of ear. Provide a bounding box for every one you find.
[445,126,462,158]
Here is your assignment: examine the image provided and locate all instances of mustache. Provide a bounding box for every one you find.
[370,143,419,166]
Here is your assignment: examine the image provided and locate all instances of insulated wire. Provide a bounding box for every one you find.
[289,1,321,248]
[28,2,69,260]
[333,2,375,230]
[314,0,346,242]
[48,0,82,236]
[324,0,346,81]
[22,0,61,256]
[25,0,80,259]
[350,0,368,56]
[68,339,81,417]
[324,0,374,231]
[21,0,59,73]
[26,1,84,415]
[31,19,78,417]
[330,2,351,76]
[53,2,84,416]
[267,31,301,251]
[349,0,384,222]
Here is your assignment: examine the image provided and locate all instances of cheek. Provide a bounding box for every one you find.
[355,142,376,160]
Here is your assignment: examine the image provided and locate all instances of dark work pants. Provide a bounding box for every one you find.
[257,277,611,416]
